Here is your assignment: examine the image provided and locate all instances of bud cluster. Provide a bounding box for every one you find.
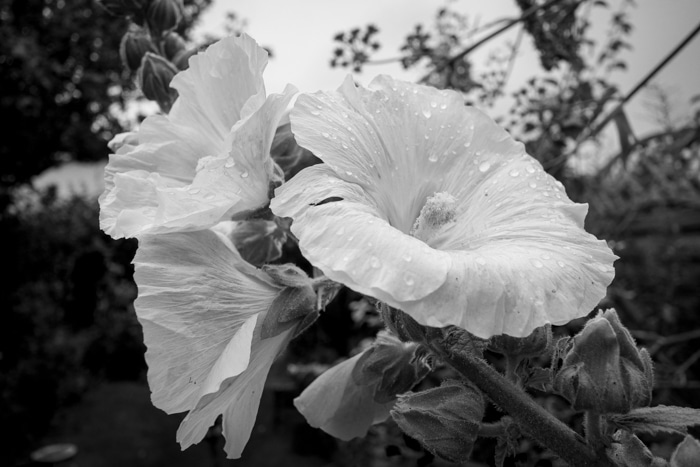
[100,0,196,111]
[552,309,653,414]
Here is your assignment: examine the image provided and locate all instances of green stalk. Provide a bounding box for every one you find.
[427,341,612,467]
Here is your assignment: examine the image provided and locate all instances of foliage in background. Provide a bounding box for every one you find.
[0,0,212,194]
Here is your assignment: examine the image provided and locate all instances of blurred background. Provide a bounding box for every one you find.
[1,0,699,465]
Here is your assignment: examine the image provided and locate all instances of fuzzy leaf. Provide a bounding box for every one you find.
[608,406,700,435]
[670,435,700,467]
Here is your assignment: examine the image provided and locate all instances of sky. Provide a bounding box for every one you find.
[33,0,700,195]
[193,0,700,134]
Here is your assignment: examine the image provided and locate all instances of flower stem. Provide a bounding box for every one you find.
[427,341,611,467]
[585,412,605,455]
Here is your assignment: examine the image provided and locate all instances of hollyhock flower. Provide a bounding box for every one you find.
[133,225,297,458]
[100,34,296,239]
[295,333,427,440]
[272,75,617,338]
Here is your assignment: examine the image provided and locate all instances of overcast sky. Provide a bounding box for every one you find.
[193,0,700,136]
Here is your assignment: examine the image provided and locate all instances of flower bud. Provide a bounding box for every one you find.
[162,31,187,61]
[553,309,653,414]
[391,380,485,463]
[147,0,183,34]
[489,324,552,358]
[171,47,199,70]
[137,52,178,112]
[119,28,156,71]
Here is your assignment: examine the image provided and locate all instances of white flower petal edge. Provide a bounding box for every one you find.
[133,228,288,457]
[293,350,394,441]
[177,327,293,458]
[100,34,296,238]
[273,75,616,338]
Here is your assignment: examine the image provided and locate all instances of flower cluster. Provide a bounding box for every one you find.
[100,34,616,458]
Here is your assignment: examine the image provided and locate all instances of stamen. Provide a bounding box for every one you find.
[410,192,458,242]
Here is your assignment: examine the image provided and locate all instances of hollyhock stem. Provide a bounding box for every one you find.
[427,341,612,467]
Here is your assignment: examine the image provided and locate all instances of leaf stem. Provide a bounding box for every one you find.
[427,340,611,467]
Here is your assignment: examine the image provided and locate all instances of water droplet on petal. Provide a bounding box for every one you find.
[526,165,536,174]
[440,103,447,110]
[240,171,249,178]
[478,162,491,172]
[422,109,432,119]
[341,142,349,149]
[204,193,215,200]
[310,110,320,116]
[430,101,437,108]
[224,158,235,168]
[529,181,537,188]
[541,254,551,260]
[403,273,415,286]
[370,256,381,268]
[188,187,200,194]
[509,169,520,177]
[322,132,330,138]
[532,259,544,269]
[475,257,486,266]
[428,153,438,162]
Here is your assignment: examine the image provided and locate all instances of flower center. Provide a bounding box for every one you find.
[410,192,458,243]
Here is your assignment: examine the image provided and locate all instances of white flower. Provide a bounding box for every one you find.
[100,34,296,238]
[272,75,617,338]
[133,226,293,458]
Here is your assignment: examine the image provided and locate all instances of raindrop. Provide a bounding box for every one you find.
[422,109,432,119]
[345,171,353,176]
[370,256,381,268]
[402,252,412,262]
[188,187,200,194]
[430,101,437,108]
[403,273,415,286]
[509,169,520,177]
[440,103,447,110]
[475,257,486,266]
[526,165,536,174]
[529,181,537,188]
[557,261,566,268]
[428,153,438,162]
[424,134,430,140]
[541,254,551,260]
[341,142,349,149]
[310,110,320,116]
[532,259,544,269]
[240,171,249,178]
[542,192,550,197]
[478,162,491,172]
[224,158,235,168]
[322,132,330,138]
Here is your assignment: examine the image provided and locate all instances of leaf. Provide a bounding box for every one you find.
[608,406,700,436]
[670,435,700,467]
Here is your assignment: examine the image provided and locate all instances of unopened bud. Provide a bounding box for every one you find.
[120,28,156,71]
[171,47,199,70]
[490,324,552,358]
[147,0,183,34]
[352,332,430,403]
[294,332,427,440]
[138,52,178,112]
[391,380,485,463]
[162,31,187,61]
[553,309,653,414]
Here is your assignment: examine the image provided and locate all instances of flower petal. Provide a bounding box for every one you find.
[293,351,394,441]
[176,328,293,459]
[169,33,268,142]
[133,229,282,414]
[272,164,451,302]
[280,75,616,337]
[100,35,292,238]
